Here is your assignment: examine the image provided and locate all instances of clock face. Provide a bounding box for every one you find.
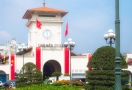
[42,29,52,39]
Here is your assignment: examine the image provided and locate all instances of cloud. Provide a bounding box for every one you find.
[0,31,12,43]
[0,0,41,43]
[0,0,131,54]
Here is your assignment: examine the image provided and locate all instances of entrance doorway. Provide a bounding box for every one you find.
[43,60,61,80]
[0,70,6,83]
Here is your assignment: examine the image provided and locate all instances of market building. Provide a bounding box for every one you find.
[0,5,92,83]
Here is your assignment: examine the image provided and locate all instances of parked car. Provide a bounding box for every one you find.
[3,80,16,88]
[0,81,4,87]
[44,79,52,84]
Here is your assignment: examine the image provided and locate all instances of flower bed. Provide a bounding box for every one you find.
[52,80,85,86]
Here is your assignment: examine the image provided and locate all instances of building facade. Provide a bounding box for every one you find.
[0,6,91,83]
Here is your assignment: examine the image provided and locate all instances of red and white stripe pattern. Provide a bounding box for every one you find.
[64,47,69,74]
[36,47,41,70]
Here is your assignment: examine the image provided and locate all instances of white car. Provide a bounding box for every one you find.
[0,81,3,87]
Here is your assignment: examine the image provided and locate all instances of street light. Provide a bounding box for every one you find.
[21,43,26,74]
[64,38,75,86]
[115,0,121,89]
[104,29,115,47]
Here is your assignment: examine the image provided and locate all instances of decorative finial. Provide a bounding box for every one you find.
[43,0,45,7]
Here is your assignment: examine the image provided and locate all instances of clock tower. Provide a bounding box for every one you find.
[23,6,67,49]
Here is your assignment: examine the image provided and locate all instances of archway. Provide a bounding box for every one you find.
[43,60,61,80]
[0,70,7,83]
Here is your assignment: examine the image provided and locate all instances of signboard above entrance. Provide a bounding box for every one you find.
[38,44,66,48]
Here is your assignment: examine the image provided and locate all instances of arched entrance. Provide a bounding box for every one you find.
[43,60,61,80]
[0,70,7,83]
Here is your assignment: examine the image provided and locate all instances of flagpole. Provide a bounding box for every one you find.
[43,0,45,7]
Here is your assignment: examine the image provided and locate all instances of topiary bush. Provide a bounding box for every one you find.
[16,62,43,88]
[85,46,129,90]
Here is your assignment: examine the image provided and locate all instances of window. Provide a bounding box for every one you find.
[38,15,55,17]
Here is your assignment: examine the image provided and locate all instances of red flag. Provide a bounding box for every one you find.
[65,21,68,36]
[88,54,92,71]
[11,54,15,80]
[36,18,42,29]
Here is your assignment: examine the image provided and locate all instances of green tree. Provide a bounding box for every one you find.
[16,62,43,87]
[85,46,129,90]
[52,72,62,81]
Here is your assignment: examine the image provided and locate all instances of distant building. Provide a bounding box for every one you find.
[122,53,132,85]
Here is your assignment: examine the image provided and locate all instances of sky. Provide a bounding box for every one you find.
[0,0,132,54]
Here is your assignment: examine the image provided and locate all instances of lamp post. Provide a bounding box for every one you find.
[104,29,115,47]
[115,0,121,90]
[23,50,24,74]
[64,38,75,86]
[21,44,26,74]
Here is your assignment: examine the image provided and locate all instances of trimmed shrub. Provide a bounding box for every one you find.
[16,62,43,88]
[85,46,129,90]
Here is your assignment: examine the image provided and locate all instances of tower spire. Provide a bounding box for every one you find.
[43,0,45,7]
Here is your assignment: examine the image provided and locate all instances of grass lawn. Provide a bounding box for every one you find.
[0,84,84,90]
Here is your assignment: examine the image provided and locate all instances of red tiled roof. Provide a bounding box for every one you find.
[23,6,68,19]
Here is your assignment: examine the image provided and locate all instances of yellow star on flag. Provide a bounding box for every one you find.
[11,60,14,63]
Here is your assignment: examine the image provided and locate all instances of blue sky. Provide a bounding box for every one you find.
[0,0,132,54]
